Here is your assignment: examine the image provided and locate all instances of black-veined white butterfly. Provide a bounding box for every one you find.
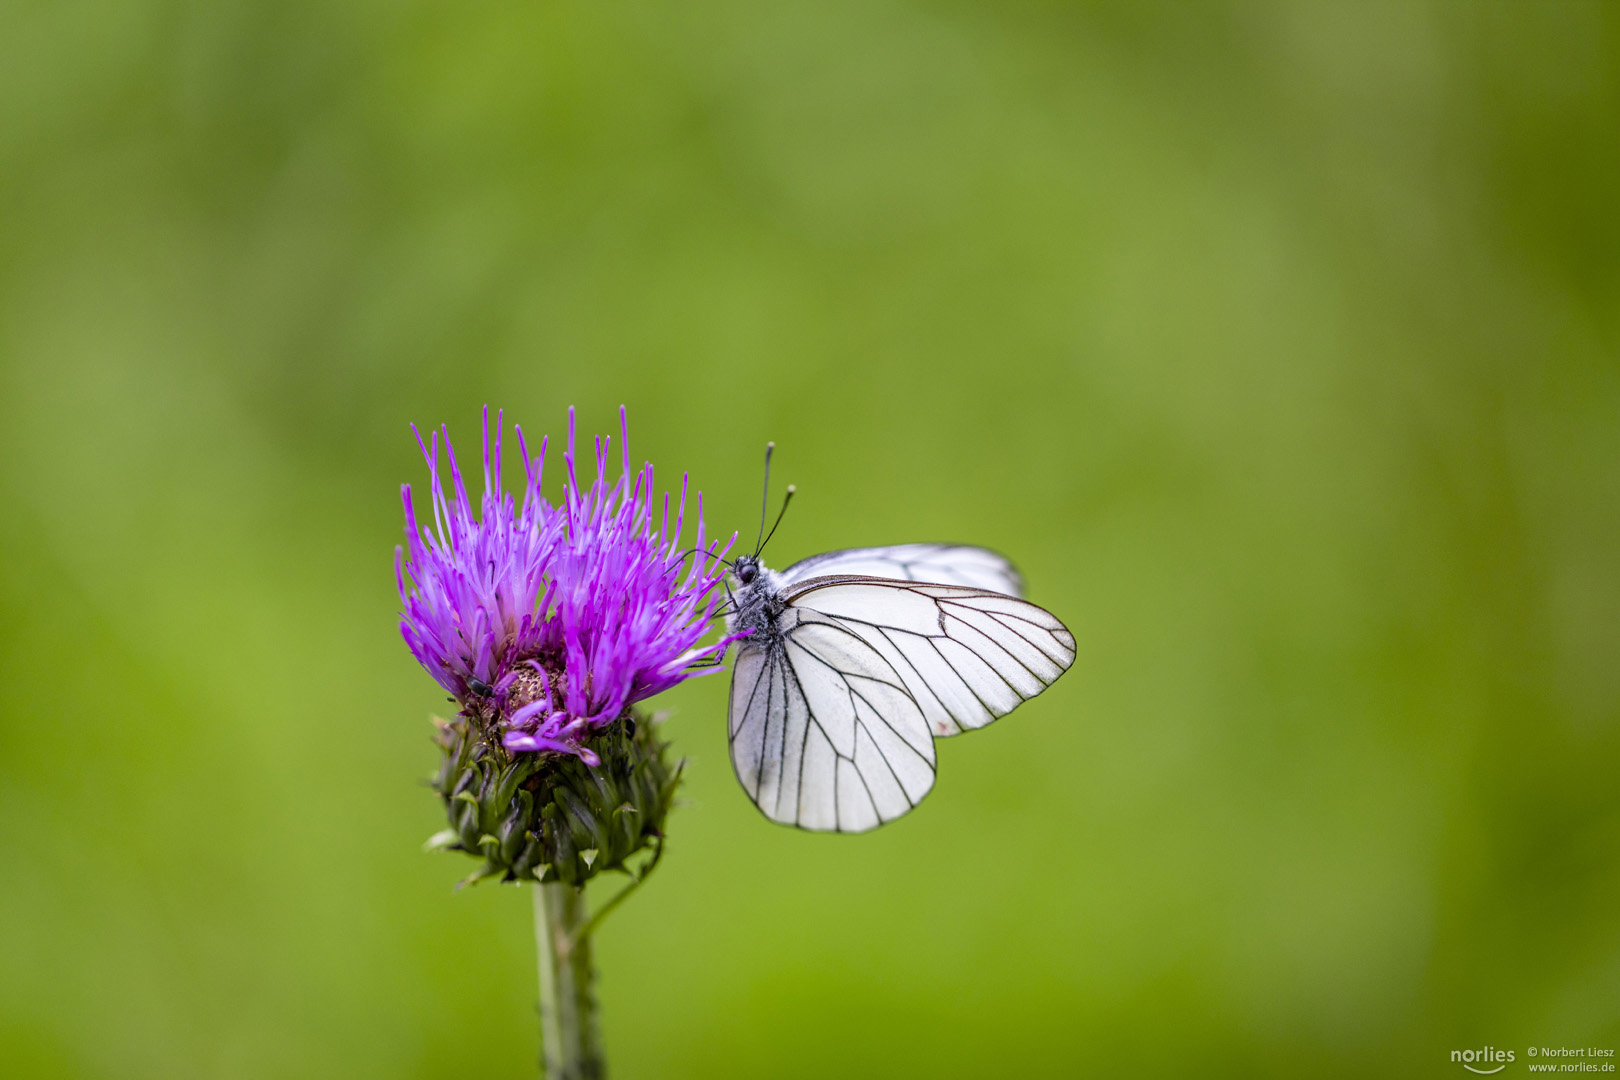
[723,446,1075,832]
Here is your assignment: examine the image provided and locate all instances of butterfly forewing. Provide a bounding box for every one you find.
[777,544,1024,597]
[785,578,1076,739]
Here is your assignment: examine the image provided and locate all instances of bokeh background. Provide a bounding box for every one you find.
[2,1,1618,1077]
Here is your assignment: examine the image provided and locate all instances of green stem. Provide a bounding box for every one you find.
[533,882,604,1079]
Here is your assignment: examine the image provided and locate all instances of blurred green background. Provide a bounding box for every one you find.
[2,1,1617,1077]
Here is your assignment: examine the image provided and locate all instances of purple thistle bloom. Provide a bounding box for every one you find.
[397,406,737,765]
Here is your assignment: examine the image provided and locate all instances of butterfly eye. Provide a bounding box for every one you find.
[736,560,757,584]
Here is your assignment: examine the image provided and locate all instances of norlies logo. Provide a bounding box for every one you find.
[1453,1046,1516,1074]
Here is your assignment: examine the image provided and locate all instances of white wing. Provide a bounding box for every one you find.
[785,578,1075,738]
[776,544,1024,597]
[728,608,936,832]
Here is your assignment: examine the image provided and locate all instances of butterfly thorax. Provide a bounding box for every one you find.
[727,556,788,644]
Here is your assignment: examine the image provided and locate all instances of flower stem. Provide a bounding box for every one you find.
[533,881,604,1079]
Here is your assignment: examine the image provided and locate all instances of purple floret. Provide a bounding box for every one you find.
[397,406,737,765]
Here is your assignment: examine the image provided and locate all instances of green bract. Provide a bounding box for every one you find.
[426,709,680,888]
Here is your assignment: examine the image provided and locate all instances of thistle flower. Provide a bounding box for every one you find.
[397,406,736,765]
[397,405,740,1080]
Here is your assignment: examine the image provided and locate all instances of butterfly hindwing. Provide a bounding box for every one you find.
[785,578,1076,738]
[776,544,1024,597]
[728,610,936,833]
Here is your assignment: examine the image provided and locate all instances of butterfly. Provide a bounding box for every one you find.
[722,446,1075,832]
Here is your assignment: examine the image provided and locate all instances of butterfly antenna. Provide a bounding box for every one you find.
[753,441,775,556]
[758,484,796,557]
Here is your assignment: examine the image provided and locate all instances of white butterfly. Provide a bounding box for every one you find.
[723,470,1075,832]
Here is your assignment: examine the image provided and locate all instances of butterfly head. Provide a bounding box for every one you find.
[727,553,786,638]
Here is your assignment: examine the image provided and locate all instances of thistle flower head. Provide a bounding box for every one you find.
[397,406,736,765]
